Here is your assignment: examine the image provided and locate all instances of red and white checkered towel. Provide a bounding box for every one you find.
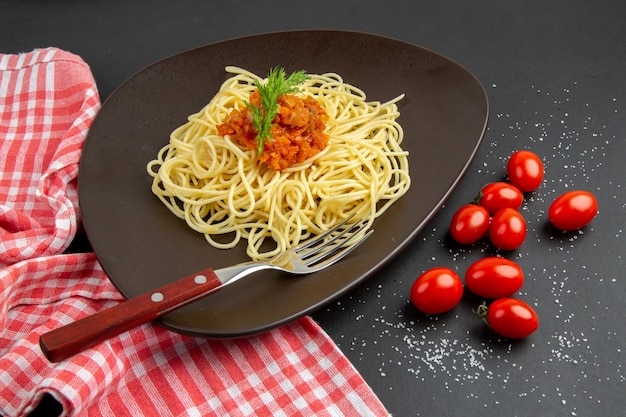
[0,48,389,417]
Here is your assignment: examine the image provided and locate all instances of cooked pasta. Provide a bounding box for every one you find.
[147,66,410,261]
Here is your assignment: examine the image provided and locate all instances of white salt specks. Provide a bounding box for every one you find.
[322,81,625,415]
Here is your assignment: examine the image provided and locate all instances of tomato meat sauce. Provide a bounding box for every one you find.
[217,91,330,170]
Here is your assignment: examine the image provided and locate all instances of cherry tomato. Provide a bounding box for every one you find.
[478,298,539,339]
[465,257,524,299]
[506,150,544,192]
[548,190,598,231]
[410,268,464,314]
[477,182,524,215]
[450,204,490,244]
[488,208,526,250]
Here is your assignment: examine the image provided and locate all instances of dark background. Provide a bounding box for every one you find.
[2,1,625,416]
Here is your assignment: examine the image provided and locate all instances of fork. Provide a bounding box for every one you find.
[39,217,372,362]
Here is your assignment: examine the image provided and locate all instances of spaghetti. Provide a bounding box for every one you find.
[147,66,410,261]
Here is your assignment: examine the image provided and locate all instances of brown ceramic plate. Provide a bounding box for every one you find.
[79,30,488,337]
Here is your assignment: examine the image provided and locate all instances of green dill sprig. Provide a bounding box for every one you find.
[245,67,310,155]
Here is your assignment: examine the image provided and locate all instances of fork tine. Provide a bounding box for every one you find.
[301,220,369,265]
[305,229,373,270]
[292,213,356,252]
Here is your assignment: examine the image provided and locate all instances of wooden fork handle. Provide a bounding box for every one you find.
[39,267,222,363]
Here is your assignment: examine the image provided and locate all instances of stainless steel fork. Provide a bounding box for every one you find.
[40,216,372,362]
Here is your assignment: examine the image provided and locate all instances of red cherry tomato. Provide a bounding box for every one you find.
[450,204,490,244]
[506,150,544,192]
[410,268,464,314]
[477,182,524,215]
[478,298,539,339]
[488,208,526,250]
[548,190,598,231]
[465,257,524,299]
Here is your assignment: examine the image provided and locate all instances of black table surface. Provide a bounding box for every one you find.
[2,1,625,416]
